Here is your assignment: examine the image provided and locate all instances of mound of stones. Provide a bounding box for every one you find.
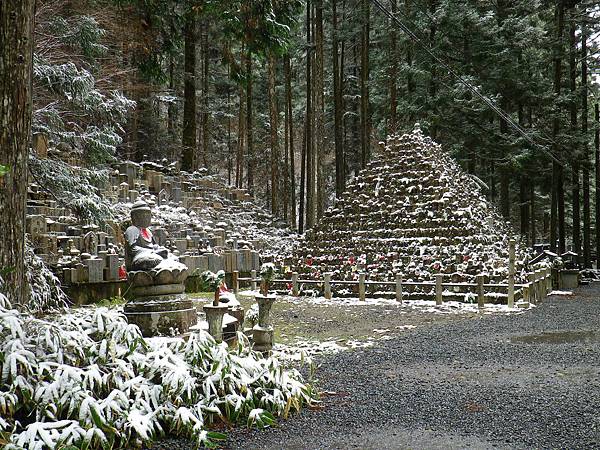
[294,126,531,284]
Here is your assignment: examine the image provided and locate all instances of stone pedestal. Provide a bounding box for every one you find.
[203,304,229,342]
[252,326,274,353]
[252,294,276,353]
[559,269,579,290]
[124,282,196,337]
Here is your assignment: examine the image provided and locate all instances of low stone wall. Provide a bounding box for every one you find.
[63,280,128,305]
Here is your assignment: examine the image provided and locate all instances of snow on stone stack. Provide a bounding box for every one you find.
[294,126,531,284]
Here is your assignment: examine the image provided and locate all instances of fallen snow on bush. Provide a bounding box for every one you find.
[0,295,314,449]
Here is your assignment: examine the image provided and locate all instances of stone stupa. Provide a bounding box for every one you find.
[294,126,532,286]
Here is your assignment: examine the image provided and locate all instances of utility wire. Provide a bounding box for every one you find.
[369,0,566,167]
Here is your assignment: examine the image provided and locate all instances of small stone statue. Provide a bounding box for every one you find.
[124,200,187,285]
[123,200,195,336]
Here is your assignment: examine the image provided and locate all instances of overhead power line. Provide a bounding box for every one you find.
[369,0,566,167]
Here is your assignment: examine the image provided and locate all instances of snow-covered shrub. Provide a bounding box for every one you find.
[29,156,113,224]
[0,304,315,449]
[25,244,69,313]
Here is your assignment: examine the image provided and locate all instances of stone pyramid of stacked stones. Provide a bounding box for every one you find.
[294,126,531,284]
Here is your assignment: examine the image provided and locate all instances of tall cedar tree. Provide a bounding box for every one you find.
[0,0,35,307]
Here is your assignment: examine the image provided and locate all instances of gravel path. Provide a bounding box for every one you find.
[223,285,600,449]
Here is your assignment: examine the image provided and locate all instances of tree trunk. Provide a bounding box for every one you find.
[360,0,370,168]
[201,22,210,169]
[520,175,529,241]
[245,51,254,195]
[315,0,325,219]
[181,15,197,172]
[569,15,580,261]
[236,82,245,189]
[388,0,398,135]
[530,177,536,248]
[304,1,314,230]
[550,0,565,253]
[332,0,345,197]
[267,53,280,216]
[0,0,35,307]
[581,18,591,268]
[168,53,176,161]
[595,103,599,268]
[406,0,415,99]
[284,55,296,228]
[499,97,510,219]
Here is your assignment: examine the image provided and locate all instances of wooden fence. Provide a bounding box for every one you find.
[229,240,553,307]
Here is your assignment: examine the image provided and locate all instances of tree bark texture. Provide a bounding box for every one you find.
[550,0,565,253]
[267,53,280,216]
[332,0,345,197]
[360,0,370,168]
[581,19,590,268]
[284,55,296,228]
[569,15,580,261]
[182,15,197,172]
[0,0,35,307]
[315,0,325,220]
[245,51,254,195]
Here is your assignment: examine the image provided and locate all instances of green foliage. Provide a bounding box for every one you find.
[259,263,277,284]
[48,15,108,59]
[0,165,9,177]
[200,270,226,292]
[29,155,113,224]
[0,305,316,449]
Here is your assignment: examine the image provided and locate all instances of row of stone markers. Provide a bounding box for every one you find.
[25,158,295,303]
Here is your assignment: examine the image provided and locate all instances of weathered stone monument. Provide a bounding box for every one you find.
[123,200,197,336]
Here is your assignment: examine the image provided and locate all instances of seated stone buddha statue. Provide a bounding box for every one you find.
[124,200,187,285]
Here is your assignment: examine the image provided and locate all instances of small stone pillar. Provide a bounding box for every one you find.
[507,239,515,308]
[203,304,229,342]
[252,294,276,353]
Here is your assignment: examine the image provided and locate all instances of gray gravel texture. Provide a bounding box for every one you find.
[155,285,600,450]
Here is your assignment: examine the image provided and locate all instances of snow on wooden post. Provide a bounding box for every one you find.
[508,239,515,308]
[324,273,332,299]
[546,268,552,294]
[435,274,443,305]
[359,273,366,301]
[395,273,403,302]
[522,277,530,303]
[536,269,544,301]
[476,275,485,309]
[292,272,299,297]
[528,272,536,304]
[232,270,239,294]
[251,270,257,291]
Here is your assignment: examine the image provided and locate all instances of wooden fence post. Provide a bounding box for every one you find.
[292,272,299,297]
[435,274,443,305]
[508,239,515,308]
[396,273,403,302]
[232,270,239,294]
[250,270,257,291]
[324,273,332,299]
[359,273,366,301]
[546,268,552,294]
[528,272,536,304]
[476,275,485,309]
